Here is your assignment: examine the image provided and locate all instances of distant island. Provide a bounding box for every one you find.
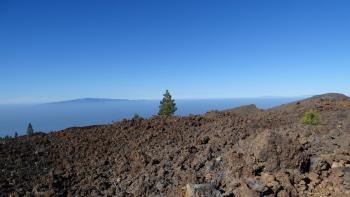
[44,98,131,105]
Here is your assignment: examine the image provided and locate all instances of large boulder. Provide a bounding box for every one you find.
[248,130,309,172]
[185,184,222,197]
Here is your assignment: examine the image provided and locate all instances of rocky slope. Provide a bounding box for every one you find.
[1,93,350,197]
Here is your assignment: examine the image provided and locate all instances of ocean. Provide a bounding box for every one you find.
[0,98,301,137]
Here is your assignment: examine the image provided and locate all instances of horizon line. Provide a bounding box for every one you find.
[0,95,314,105]
[2,92,348,105]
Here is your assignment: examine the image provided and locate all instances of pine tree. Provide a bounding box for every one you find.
[158,90,177,116]
[14,132,18,138]
[27,123,34,136]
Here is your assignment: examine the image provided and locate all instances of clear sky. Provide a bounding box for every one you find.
[0,0,349,103]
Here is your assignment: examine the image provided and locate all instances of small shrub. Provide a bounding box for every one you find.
[132,113,142,120]
[300,110,320,125]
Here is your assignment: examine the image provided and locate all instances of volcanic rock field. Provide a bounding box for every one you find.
[1,93,350,197]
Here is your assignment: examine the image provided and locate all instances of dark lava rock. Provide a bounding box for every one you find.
[185,184,222,197]
[248,130,310,173]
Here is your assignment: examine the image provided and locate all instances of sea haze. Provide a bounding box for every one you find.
[0,97,303,136]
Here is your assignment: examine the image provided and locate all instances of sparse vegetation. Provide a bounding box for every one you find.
[27,123,34,135]
[4,135,11,140]
[158,90,177,116]
[300,110,320,125]
[132,113,142,120]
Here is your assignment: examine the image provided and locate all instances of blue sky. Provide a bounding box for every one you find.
[0,0,349,103]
